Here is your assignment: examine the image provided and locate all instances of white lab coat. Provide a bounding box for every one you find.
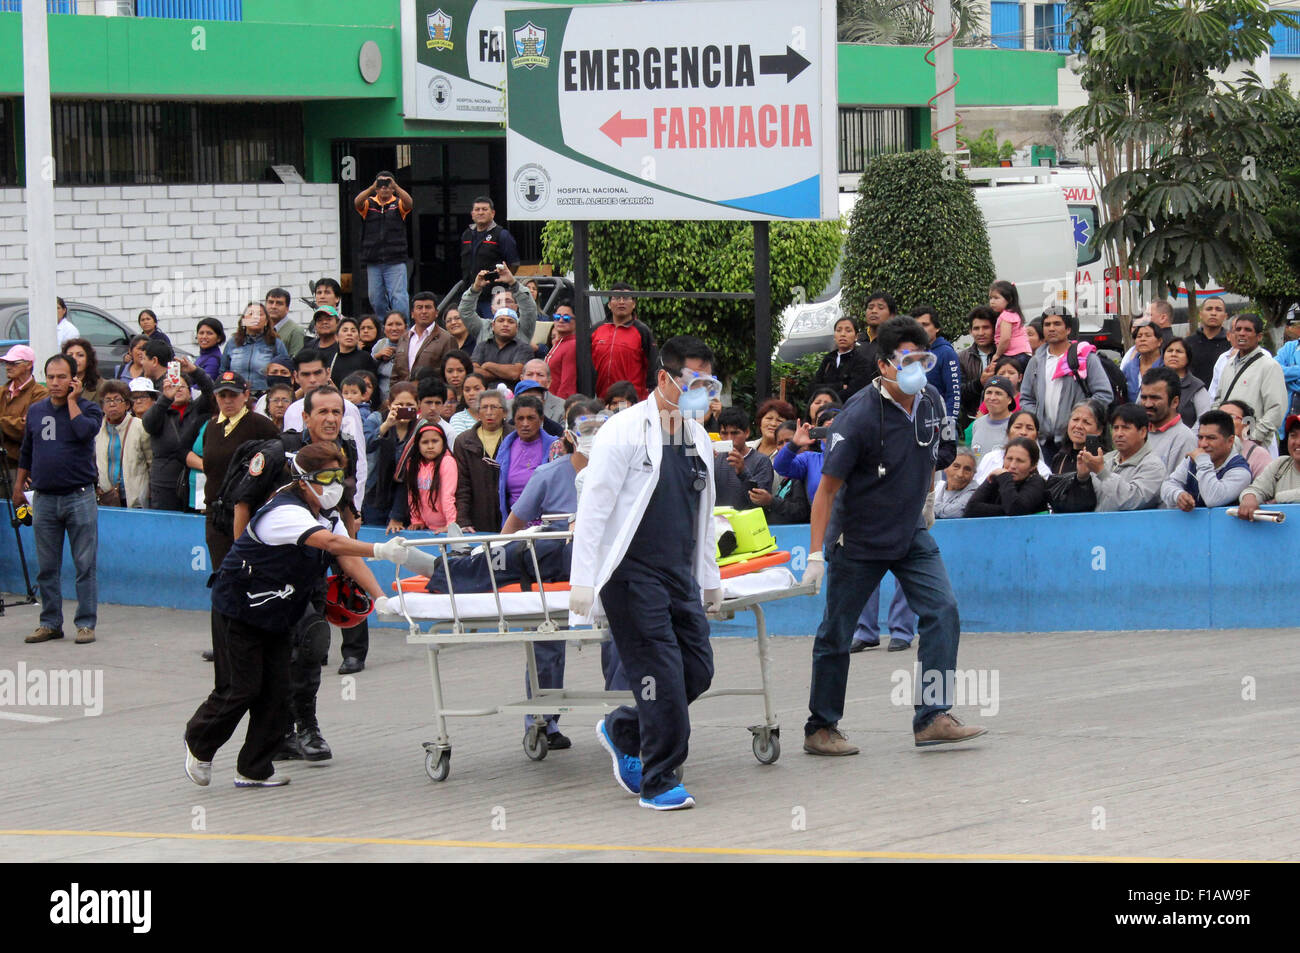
[570,396,721,622]
[282,397,369,510]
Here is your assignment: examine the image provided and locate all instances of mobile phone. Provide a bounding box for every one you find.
[166,360,182,388]
[1085,434,1102,455]
[809,426,830,440]
[395,406,418,421]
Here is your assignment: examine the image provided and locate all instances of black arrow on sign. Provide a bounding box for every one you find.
[759,46,811,83]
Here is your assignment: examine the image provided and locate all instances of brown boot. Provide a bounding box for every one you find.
[914,712,987,747]
[803,727,860,756]
[25,626,64,644]
[75,627,96,644]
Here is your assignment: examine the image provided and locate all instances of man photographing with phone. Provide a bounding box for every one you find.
[354,171,414,320]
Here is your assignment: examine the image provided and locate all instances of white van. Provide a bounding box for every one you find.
[1049,168,1248,324]
[776,180,1077,361]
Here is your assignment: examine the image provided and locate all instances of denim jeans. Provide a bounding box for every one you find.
[806,529,960,734]
[853,581,917,644]
[366,262,409,319]
[32,486,98,631]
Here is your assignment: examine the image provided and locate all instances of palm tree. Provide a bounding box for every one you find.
[837,0,987,47]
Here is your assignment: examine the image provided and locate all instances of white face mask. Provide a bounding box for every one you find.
[576,434,595,456]
[312,481,344,510]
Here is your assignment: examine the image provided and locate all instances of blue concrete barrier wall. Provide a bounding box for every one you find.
[3,506,1295,633]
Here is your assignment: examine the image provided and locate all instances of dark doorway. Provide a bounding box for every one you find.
[333,137,544,317]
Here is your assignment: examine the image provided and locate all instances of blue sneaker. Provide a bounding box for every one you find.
[596,718,641,795]
[639,784,695,811]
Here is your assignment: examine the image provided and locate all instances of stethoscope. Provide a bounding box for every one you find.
[874,379,941,478]
[640,417,708,492]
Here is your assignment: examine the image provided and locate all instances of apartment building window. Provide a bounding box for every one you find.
[49,101,303,185]
[839,107,910,175]
[1272,12,1300,56]
[990,2,1024,50]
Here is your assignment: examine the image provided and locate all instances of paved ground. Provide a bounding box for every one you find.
[0,600,1296,862]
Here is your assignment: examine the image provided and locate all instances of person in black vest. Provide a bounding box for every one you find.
[184,441,416,788]
[460,196,521,324]
[354,171,414,321]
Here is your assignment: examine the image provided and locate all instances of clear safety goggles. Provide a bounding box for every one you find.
[572,412,610,437]
[890,349,938,372]
[677,367,722,401]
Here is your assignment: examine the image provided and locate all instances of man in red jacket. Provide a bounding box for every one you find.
[592,282,657,401]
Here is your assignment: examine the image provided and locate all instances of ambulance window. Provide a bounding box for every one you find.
[1071,205,1100,267]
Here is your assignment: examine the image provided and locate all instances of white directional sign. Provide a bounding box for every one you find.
[404,0,548,123]
[504,0,838,221]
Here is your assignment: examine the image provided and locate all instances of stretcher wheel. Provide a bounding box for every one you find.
[523,728,549,761]
[752,732,780,765]
[425,749,451,781]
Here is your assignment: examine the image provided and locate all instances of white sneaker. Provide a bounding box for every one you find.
[184,744,211,787]
[234,771,290,788]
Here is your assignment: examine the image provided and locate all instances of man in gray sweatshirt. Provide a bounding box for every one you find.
[1020,311,1114,461]
[1076,403,1165,511]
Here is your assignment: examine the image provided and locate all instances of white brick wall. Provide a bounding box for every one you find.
[0,184,341,348]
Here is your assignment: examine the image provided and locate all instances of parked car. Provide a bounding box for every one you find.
[0,298,190,384]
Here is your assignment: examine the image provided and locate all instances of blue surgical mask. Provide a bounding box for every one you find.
[893,360,927,395]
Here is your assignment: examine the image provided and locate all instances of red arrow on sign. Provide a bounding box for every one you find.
[600,111,648,145]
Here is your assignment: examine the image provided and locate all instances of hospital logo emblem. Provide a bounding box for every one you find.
[511,22,549,70]
[426,9,454,51]
[514,163,551,212]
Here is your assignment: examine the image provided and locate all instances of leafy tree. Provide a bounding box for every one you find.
[841,149,995,340]
[1220,84,1300,323]
[540,220,843,383]
[838,0,985,46]
[965,128,1014,168]
[1064,0,1297,338]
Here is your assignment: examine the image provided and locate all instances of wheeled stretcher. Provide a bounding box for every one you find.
[378,528,815,782]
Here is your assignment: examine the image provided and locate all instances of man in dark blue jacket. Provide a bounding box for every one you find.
[912,304,962,424]
[14,354,104,644]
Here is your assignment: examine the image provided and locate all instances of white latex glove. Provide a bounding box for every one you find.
[373,537,411,566]
[802,551,825,591]
[923,489,935,530]
[569,585,595,618]
[702,588,724,613]
[373,595,398,616]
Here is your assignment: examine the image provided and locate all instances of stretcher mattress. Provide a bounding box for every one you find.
[382,568,797,622]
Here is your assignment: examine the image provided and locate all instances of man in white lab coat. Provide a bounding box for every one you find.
[571,336,724,811]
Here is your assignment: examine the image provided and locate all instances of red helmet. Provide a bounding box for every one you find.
[324,575,373,627]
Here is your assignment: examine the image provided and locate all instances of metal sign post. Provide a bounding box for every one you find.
[23,1,57,372]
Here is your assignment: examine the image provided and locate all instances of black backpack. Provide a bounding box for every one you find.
[207,438,290,538]
[1065,342,1128,410]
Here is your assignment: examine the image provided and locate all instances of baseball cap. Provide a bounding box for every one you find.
[213,370,247,394]
[513,379,543,396]
[1,344,35,363]
[313,304,340,320]
[1286,414,1300,436]
[984,375,1017,401]
[128,377,158,397]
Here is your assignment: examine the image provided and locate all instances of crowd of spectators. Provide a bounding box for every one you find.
[8,234,1300,649]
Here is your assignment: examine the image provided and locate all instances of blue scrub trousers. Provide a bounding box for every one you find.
[852,580,917,645]
[600,571,713,799]
[806,529,960,734]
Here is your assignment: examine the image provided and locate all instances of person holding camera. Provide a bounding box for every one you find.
[354,171,414,319]
[457,262,539,347]
[15,354,103,645]
[460,196,521,324]
[713,406,773,510]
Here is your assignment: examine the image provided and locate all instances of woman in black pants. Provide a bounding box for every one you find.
[183,443,419,788]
